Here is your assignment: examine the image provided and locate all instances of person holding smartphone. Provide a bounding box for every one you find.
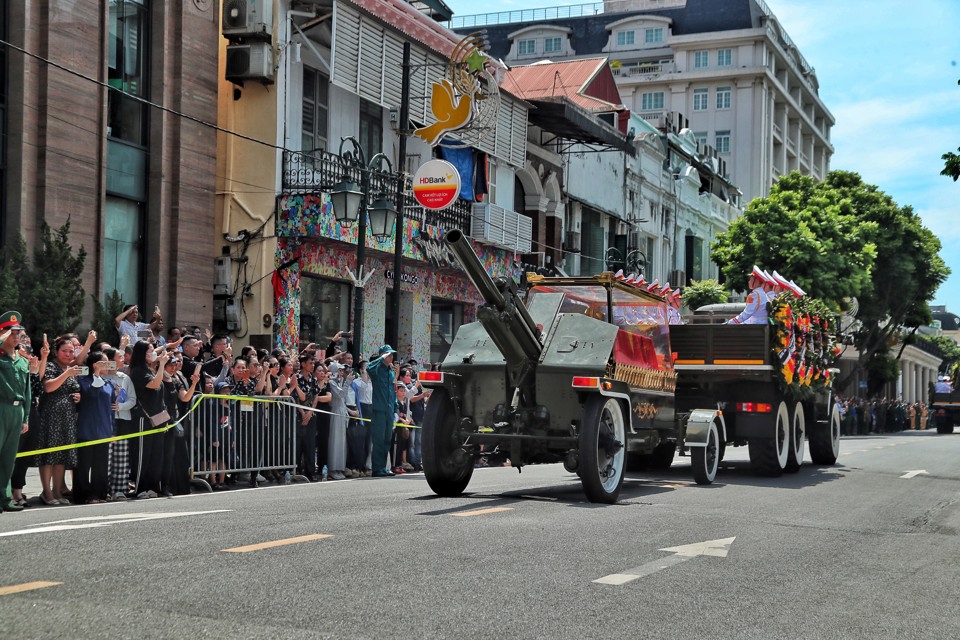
[74,352,116,504]
[114,304,163,345]
[36,336,83,505]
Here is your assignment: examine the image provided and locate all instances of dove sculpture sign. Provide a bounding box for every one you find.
[412,160,461,210]
[414,79,475,147]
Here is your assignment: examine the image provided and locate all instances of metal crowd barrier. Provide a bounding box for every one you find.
[189,394,306,491]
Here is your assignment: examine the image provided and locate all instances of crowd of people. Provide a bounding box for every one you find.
[835,396,935,435]
[0,305,435,514]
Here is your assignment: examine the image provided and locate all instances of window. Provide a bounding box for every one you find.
[641,91,664,111]
[104,197,142,304]
[694,50,708,68]
[359,98,382,165]
[544,37,561,53]
[644,28,663,44]
[108,0,148,146]
[694,131,708,148]
[518,39,536,55]
[299,276,351,351]
[431,300,464,364]
[616,31,635,46]
[715,130,731,154]
[693,88,708,111]
[716,86,731,109]
[717,48,732,67]
[301,67,329,156]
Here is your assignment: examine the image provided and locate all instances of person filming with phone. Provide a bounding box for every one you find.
[114,304,164,345]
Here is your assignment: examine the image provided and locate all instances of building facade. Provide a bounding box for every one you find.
[1,0,219,328]
[453,0,834,204]
[217,0,532,363]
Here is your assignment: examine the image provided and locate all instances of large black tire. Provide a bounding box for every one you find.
[784,401,806,473]
[422,388,474,497]
[809,402,841,465]
[748,400,789,476]
[936,416,954,434]
[691,419,719,485]
[626,442,676,472]
[579,396,627,504]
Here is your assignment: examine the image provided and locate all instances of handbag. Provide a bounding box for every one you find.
[147,408,171,428]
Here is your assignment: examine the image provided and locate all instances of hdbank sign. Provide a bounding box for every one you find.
[412,159,460,211]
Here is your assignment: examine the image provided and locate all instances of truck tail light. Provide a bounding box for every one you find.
[572,376,600,389]
[736,402,772,413]
[418,371,444,384]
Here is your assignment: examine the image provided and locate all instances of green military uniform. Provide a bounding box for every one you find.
[0,311,31,511]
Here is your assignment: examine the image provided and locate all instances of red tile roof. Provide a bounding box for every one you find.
[501,58,624,113]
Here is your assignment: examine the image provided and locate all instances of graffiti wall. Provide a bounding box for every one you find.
[274,192,516,360]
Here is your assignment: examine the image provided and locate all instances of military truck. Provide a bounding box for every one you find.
[670,302,841,476]
[417,230,723,504]
[931,387,960,434]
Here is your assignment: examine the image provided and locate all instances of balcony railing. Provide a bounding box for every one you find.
[611,61,675,77]
[282,149,471,231]
[446,0,686,28]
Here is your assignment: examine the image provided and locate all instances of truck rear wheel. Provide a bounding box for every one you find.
[422,388,474,497]
[579,396,626,504]
[784,401,806,473]
[809,402,841,465]
[691,419,719,485]
[748,401,789,476]
[936,416,954,434]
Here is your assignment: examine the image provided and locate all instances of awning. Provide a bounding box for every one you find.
[526,96,634,154]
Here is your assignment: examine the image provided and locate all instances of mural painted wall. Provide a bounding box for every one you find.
[274,192,518,361]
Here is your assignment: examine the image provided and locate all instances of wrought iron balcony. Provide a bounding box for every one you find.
[282,148,472,232]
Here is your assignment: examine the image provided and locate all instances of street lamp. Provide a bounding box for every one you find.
[330,135,398,360]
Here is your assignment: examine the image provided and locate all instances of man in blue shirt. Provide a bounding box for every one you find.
[367,344,398,477]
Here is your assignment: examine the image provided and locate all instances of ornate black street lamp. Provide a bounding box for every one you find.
[330,136,398,359]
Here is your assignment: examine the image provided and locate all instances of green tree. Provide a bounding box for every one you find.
[91,289,126,346]
[0,234,28,312]
[21,218,88,341]
[914,333,960,373]
[943,147,960,182]
[712,170,950,394]
[683,279,728,310]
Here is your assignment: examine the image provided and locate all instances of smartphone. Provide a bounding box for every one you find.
[43,333,48,345]
[78,366,89,376]
[136,330,153,338]
[102,361,118,372]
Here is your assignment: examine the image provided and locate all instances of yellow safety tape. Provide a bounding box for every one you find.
[16,393,420,457]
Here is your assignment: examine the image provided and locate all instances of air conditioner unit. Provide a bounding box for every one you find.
[470,203,532,253]
[225,42,275,85]
[669,269,687,288]
[222,0,273,40]
[225,298,241,331]
[214,256,232,297]
[564,230,581,253]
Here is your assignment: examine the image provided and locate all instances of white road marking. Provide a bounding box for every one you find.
[0,510,231,537]
[900,470,929,479]
[594,537,736,585]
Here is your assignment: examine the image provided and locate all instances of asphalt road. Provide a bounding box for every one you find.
[3,429,960,639]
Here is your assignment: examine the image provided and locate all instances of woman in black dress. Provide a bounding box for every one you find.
[36,336,82,505]
[128,341,171,498]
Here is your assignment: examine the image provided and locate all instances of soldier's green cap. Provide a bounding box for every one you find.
[0,310,25,332]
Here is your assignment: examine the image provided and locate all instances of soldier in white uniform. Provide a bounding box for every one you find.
[728,265,771,325]
[666,288,683,325]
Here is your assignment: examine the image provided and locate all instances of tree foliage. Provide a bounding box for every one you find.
[0,219,88,343]
[91,289,126,346]
[943,147,960,182]
[914,333,960,373]
[683,279,728,310]
[712,170,950,394]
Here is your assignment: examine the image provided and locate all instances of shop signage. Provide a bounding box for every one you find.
[413,160,460,210]
[386,270,421,285]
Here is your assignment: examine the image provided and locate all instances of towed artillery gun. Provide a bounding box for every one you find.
[418,230,723,503]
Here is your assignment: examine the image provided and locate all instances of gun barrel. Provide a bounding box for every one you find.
[445,229,505,310]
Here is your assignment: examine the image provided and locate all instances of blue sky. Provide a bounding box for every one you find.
[445,0,960,308]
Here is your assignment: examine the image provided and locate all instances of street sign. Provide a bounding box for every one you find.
[413,159,460,210]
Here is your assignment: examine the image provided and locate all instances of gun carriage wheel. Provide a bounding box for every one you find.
[422,388,474,496]
[579,396,626,504]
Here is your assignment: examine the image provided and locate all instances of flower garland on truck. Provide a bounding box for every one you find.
[770,293,839,397]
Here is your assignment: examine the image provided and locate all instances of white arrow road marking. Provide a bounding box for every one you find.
[593,537,736,585]
[900,470,929,479]
[0,510,231,537]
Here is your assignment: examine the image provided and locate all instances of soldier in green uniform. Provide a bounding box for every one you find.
[0,310,31,512]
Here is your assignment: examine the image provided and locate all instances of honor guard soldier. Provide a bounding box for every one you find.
[666,288,683,325]
[728,266,771,325]
[0,311,31,513]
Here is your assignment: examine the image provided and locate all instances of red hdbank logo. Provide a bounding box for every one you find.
[413,160,460,211]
